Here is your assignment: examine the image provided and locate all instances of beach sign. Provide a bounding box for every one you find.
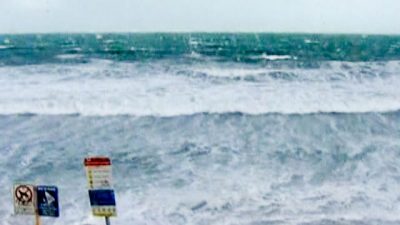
[36,185,60,217]
[84,157,113,190]
[84,157,117,218]
[88,189,117,216]
[13,184,36,215]
[13,183,59,225]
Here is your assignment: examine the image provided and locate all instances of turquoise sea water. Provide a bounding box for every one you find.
[0,33,400,225]
[1,33,400,65]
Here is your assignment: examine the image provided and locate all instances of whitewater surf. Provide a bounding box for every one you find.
[1,33,400,225]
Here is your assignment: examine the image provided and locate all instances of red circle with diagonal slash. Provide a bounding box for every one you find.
[15,185,33,205]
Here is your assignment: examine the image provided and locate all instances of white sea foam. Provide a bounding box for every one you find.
[1,112,400,225]
[260,53,293,60]
[304,38,319,44]
[248,53,293,60]
[0,60,400,116]
[55,54,84,59]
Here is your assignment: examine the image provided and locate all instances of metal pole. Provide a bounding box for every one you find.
[105,216,111,225]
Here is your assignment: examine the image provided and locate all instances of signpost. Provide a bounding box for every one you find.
[13,184,59,225]
[84,157,117,225]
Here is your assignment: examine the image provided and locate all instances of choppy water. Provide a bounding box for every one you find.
[1,33,400,225]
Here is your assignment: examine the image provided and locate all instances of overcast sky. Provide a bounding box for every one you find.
[0,0,399,34]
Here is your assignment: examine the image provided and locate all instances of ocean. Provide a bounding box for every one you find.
[1,33,400,225]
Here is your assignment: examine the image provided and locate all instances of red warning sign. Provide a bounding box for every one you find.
[84,157,113,189]
[84,156,116,217]
[84,157,111,166]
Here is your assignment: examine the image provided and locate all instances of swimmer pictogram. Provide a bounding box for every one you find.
[15,185,33,205]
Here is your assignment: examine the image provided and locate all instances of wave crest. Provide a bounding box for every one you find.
[0,60,400,116]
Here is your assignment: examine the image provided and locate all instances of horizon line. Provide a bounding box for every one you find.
[1,31,400,36]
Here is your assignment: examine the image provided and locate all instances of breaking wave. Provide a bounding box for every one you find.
[0,60,400,116]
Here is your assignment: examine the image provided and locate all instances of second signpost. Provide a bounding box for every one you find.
[84,157,117,225]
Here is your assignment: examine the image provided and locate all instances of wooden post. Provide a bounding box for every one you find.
[35,211,41,225]
[35,185,41,225]
[105,216,111,225]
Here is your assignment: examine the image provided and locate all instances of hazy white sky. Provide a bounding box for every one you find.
[0,0,399,34]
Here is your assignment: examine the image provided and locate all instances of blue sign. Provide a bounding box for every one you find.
[89,189,116,206]
[36,186,59,217]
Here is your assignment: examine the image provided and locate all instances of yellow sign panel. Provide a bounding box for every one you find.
[92,206,117,217]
